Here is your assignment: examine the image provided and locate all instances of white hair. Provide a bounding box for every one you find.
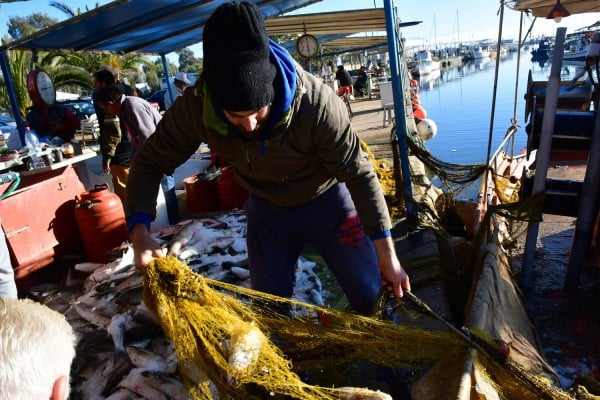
[0,297,76,400]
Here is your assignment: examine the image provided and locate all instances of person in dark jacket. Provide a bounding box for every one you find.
[26,102,80,143]
[354,66,369,97]
[97,85,179,225]
[335,64,354,96]
[125,1,410,316]
[93,68,134,205]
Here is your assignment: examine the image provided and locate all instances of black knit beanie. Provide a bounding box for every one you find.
[203,1,276,111]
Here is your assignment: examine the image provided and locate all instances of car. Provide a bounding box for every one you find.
[57,99,96,120]
[145,89,167,112]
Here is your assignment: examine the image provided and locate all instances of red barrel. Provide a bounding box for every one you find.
[183,173,219,214]
[75,184,129,263]
[216,166,249,211]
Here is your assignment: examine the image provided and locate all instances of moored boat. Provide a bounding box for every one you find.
[415,49,441,76]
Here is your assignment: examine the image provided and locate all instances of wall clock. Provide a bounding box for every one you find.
[27,69,56,108]
[296,34,319,59]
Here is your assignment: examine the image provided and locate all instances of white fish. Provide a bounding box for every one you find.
[310,288,325,307]
[75,261,106,273]
[228,324,265,374]
[167,220,207,256]
[178,236,236,260]
[140,370,194,400]
[336,387,393,400]
[73,302,112,329]
[84,263,136,292]
[118,368,168,400]
[230,237,247,253]
[230,266,250,280]
[108,311,137,363]
[105,387,143,400]
[126,345,178,374]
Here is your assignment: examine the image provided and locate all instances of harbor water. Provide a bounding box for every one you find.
[414,50,582,199]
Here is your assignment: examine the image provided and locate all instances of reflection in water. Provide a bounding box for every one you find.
[418,69,441,92]
[413,50,584,199]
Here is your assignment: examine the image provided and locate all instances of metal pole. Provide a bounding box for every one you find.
[0,49,27,141]
[161,54,174,106]
[383,0,416,227]
[520,27,567,291]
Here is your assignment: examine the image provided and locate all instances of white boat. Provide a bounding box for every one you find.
[415,50,441,76]
[472,46,491,59]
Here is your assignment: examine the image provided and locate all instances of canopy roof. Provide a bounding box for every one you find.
[0,0,322,55]
[508,0,600,18]
[265,8,386,35]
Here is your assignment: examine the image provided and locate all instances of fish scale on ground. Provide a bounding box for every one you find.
[34,210,331,399]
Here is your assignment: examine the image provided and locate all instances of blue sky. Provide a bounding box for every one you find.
[1,0,598,58]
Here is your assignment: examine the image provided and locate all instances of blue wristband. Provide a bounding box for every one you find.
[127,212,152,232]
[370,230,391,240]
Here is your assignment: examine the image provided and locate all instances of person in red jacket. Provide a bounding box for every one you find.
[26,102,81,143]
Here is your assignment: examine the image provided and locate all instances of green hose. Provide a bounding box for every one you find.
[1,174,21,200]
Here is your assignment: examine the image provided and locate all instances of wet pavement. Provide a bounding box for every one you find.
[510,213,600,389]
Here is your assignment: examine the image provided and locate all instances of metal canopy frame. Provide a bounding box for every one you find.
[508,0,600,17]
[265,8,386,35]
[0,0,321,55]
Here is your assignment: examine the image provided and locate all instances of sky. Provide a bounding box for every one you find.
[0,0,598,59]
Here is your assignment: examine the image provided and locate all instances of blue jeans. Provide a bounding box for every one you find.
[0,224,17,298]
[161,174,180,225]
[245,183,382,316]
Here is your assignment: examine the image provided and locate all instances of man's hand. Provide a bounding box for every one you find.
[129,223,165,274]
[372,236,411,298]
[102,158,111,174]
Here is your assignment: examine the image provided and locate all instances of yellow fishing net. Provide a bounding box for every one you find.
[145,256,467,399]
[145,256,574,400]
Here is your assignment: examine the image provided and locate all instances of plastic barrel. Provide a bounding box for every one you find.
[74,184,129,263]
[183,173,219,214]
[216,167,249,211]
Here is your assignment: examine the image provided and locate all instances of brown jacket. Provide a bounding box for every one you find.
[126,62,391,236]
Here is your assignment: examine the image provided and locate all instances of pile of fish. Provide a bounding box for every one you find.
[29,210,353,400]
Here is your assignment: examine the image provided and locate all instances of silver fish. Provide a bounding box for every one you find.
[126,345,177,374]
[105,387,144,400]
[336,387,393,400]
[108,311,137,364]
[168,220,206,256]
[117,368,169,400]
[73,302,112,329]
[141,370,194,400]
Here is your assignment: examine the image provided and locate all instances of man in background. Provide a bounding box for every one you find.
[0,297,76,400]
[335,64,354,98]
[164,71,191,110]
[93,68,134,205]
[97,85,179,225]
[26,101,81,143]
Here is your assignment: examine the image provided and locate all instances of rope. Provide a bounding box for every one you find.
[482,0,504,203]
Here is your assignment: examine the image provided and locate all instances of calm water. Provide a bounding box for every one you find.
[410,50,582,200]
[414,51,580,166]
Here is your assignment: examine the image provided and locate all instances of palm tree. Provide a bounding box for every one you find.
[48,1,152,87]
[0,49,34,118]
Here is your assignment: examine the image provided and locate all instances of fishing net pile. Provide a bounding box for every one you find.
[144,255,575,400]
